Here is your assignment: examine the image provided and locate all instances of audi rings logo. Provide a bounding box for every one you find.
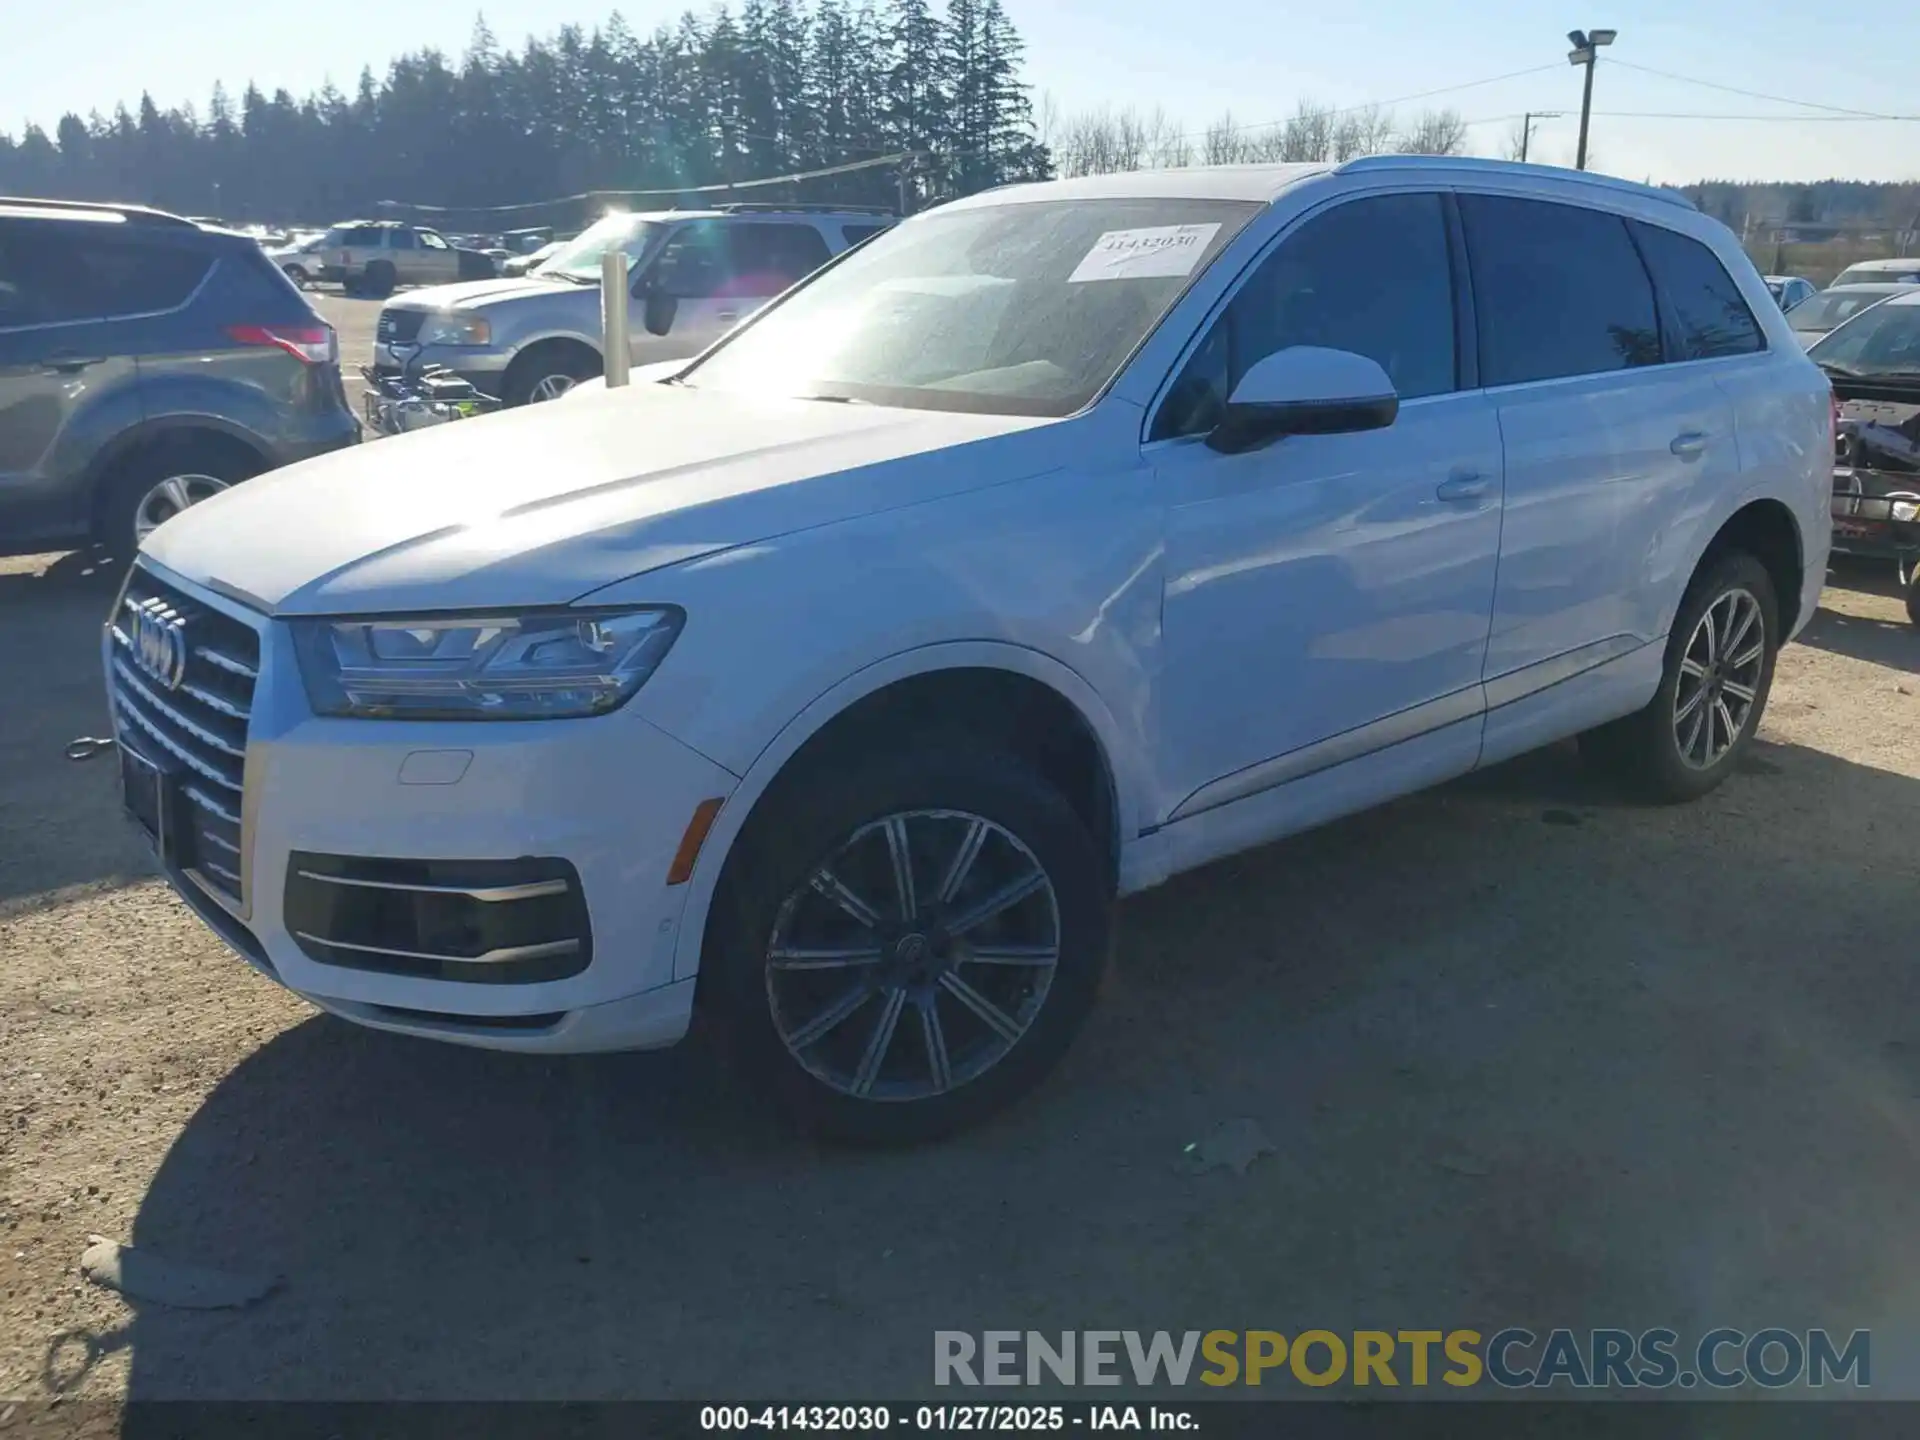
[127,597,189,690]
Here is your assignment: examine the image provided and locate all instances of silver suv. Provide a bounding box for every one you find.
[319,221,497,297]
[370,206,894,406]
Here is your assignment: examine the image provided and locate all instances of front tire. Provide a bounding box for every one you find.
[503,345,602,406]
[282,263,309,287]
[704,744,1112,1144]
[1580,551,1779,802]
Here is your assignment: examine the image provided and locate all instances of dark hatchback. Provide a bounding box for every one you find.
[1812,289,1920,622]
[0,197,359,560]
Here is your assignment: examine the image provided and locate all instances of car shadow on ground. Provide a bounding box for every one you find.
[0,551,152,909]
[80,736,1920,1405]
[1800,561,1920,675]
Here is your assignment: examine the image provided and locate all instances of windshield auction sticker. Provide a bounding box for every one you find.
[1068,224,1221,283]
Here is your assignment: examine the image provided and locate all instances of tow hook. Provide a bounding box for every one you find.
[66,736,118,762]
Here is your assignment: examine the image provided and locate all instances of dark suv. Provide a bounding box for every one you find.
[0,197,359,559]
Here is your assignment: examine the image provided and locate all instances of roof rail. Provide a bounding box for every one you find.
[1333,156,1696,210]
[711,202,898,217]
[0,195,199,227]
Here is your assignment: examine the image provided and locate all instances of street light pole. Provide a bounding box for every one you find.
[1567,27,1616,171]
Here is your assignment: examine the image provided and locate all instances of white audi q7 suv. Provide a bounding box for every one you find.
[108,158,1832,1142]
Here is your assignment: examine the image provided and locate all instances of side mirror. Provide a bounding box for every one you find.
[1206,346,1399,455]
[642,286,678,337]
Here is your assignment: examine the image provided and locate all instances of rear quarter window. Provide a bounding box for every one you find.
[1629,221,1764,360]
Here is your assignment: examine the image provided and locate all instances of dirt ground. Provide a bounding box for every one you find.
[4,502,1920,1399]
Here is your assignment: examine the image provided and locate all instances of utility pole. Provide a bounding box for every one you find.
[1566,27,1617,171]
[1517,111,1563,164]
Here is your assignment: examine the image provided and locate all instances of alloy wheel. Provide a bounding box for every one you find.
[1673,586,1765,770]
[528,373,577,402]
[765,809,1061,1102]
[133,474,230,542]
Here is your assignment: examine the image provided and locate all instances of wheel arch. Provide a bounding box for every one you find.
[1696,496,1804,633]
[668,642,1143,986]
[83,417,272,535]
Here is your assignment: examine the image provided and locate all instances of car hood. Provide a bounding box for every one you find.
[384,276,576,311]
[142,383,1057,616]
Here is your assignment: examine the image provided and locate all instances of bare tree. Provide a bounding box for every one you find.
[1502,116,1531,162]
[1332,105,1391,161]
[1397,107,1468,156]
[1201,112,1256,165]
[1047,104,1191,177]
[1278,101,1335,162]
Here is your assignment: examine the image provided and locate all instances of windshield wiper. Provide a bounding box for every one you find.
[1817,361,1862,377]
[795,393,871,405]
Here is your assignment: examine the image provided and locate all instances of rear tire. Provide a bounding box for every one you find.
[704,742,1112,1144]
[100,440,262,561]
[1579,551,1779,803]
[1905,567,1920,628]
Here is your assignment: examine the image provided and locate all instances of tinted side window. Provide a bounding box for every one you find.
[1152,192,1455,440]
[652,221,730,299]
[841,222,890,247]
[1459,194,1660,385]
[0,225,210,327]
[1630,221,1763,360]
[728,224,833,290]
[388,229,415,250]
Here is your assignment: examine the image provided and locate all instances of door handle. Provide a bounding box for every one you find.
[44,354,104,374]
[1435,472,1491,503]
[1670,430,1709,460]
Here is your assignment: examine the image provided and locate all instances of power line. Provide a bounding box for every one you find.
[1603,58,1902,120]
[1164,62,1565,142]
[378,150,912,215]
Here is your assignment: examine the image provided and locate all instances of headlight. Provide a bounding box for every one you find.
[419,313,491,347]
[291,608,682,720]
[1892,499,1920,523]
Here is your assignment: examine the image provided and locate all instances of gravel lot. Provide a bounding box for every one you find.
[4,394,1920,1400]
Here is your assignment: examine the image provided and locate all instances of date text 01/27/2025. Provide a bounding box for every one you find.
[699,1404,1195,1431]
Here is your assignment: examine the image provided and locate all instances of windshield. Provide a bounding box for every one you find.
[678,197,1261,417]
[1790,291,1894,332]
[1808,301,1920,375]
[542,214,664,282]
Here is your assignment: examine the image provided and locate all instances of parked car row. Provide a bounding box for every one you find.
[96,158,1838,1144]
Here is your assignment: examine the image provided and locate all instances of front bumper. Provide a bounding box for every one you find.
[371,342,512,398]
[113,564,739,1053]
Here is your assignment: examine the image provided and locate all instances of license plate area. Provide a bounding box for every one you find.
[121,740,191,869]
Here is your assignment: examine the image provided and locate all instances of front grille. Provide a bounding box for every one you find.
[109,569,259,906]
[376,308,424,344]
[283,853,592,984]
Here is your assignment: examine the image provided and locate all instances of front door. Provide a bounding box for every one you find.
[1152,191,1503,816]
[636,221,837,363]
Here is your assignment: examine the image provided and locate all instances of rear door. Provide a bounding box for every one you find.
[1460,192,1728,685]
[414,228,460,285]
[0,220,198,545]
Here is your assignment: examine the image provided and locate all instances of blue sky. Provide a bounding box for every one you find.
[11,0,1918,183]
